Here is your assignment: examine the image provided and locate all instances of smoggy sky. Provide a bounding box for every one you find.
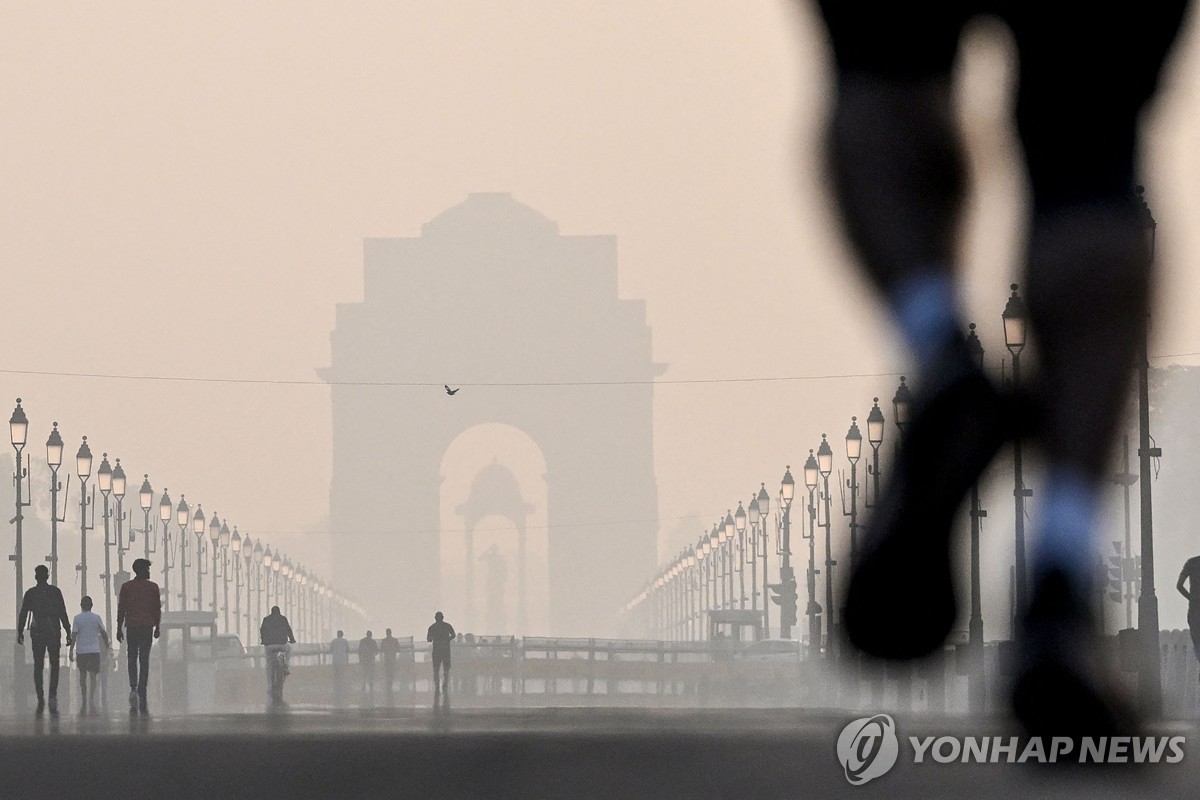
[2,3,1199,636]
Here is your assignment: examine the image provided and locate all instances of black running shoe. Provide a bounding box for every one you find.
[845,360,1008,660]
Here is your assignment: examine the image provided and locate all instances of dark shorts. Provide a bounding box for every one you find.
[432,651,451,669]
[77,652,101,673]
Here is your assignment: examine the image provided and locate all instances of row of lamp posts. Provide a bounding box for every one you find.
[5,400,366,700]
[625,276,1168,715]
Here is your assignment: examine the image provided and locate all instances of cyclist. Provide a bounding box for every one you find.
[260,605,296,708]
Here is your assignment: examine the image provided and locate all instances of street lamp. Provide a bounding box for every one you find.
[9,399,30,627]
[158,489,173,610]
[757,483,770,635]
[255,541,267,623]
[892,377,912,437]
[138,475,154,560]
[844,417,862,570]
[734,503,747,610]
[112,458,128,572]
[965,321,988,713]
[723,510,736,609]
[817,434,835,660]
[803,450,821,658]
[98,453,114,633]
[777,466,797,640]
[45,422,69,587]
[231,528,243,641]
[865,399,885,508]
[208,512,221,620]
[1002,283,1031,620]
[193,506,208,612]
[746,496,760,626]
[219,520,231,632]
[176,495,190,610]
[243,536,257,640]
[76,437,94,596]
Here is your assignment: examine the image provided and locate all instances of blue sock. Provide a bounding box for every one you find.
[892,272,961,374]
[1032,471,1099,590]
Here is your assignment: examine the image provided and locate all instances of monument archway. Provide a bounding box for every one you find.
[322,193,662,636]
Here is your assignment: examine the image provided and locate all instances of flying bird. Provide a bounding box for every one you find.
[444,385,459,396]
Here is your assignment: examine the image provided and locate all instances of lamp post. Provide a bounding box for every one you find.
[193,506,207,612]
[9,399,30,624]
[723,511,737,609]
[176,495,190,610]
[9,400,29,714]
[159,489,173,611]
[209,513,221,619]
[866,399,885,508]
[746,497,759,621]
[255,542,267,625]
[844,417,862,570]
[138,475,154,561]
[1002,283,1031,621]
[76,437,94,596]
[757,483,770,635]
[243,537,256,643]
[231,529,243,640]
[97,453,114,633]
[113,459,128,576]
[734,505,747,610]
[45,423,68,587]
[219,520,231,633]
[697,535,711,638]
[962,323,990,712]
[1136,186,1162,717]
[802,452,821,658]
[817,435,835,659]
[271,551,282,613]
[777,465,796,640]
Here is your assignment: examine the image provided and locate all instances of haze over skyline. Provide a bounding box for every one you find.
[2,3,1200,636]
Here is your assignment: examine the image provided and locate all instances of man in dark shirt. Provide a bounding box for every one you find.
[116,558,161,715]
[426,611,455,698]
[379,628,401,707]
[260,605,296,707]
[1177,557,1200,676]
[17,564,72,715]
[358,630,379,705]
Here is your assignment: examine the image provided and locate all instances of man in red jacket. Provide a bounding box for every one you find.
[116,558,161,715]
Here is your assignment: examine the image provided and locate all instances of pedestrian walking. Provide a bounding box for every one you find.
[17,564,72,716]
[380,628,401,707]
[69,596,110,715]
[358,630,379,705]
[116,558,161,716]
[426,611,455,701]
[330,630,350,708]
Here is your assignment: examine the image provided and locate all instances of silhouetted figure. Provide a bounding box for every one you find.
[18,564,72,716]
[444,385,459,396]
[1177,557,1200,679]
[380,628,400,706]
[427,611,455,700]
[359,630,379,705]
[69,596,110,715]
[260,605,296,708]
[116,558,161,716]
[816,1,1191,736]
[330,630,350,707]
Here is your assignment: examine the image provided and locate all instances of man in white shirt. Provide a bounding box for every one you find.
[69,596,110,715]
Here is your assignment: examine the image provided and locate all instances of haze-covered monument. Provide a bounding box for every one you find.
[321,193,661,636]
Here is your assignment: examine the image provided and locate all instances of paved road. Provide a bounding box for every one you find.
[0,706,1196,799]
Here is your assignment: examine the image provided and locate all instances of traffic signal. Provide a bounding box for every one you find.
[768,579,799,628]
[1108,555,1123,604]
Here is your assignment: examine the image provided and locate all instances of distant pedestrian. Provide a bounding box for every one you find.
[1177,555,1200,679]
[359,630,379,705]
[330,630,350,707]
[260,605,296,708]
[69,596,110,715]
[380,628,401,706]
[17,564,72,716]
[116,558,161,716]
[426,611,455,699]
